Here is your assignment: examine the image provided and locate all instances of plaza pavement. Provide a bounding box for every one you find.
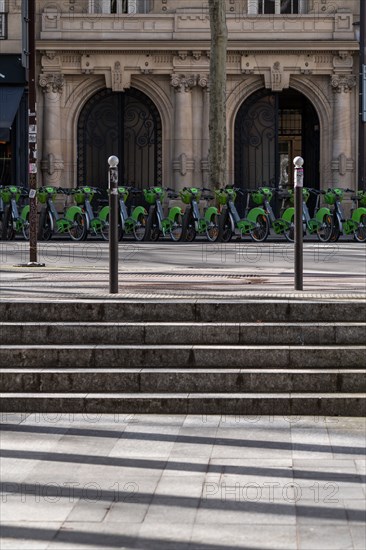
[0,241,365,548]
[1,413,365,550]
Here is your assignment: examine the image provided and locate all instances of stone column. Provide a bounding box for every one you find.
[171,74,195,190]
[330,74,356,186]
[39,73,65,187]
[299,0,307,14]
[247,0,258,15]
[198,75,210,187]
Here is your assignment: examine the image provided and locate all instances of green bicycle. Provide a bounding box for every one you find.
[278,187,334,243]
[346,190,366,243]
[71,186,109,241]
[143,186,184,241]
[325,187,366,243]
[36,186,87,241]
[1,185,29,240]
[180,187,219,242]
[100,186,148,241]
[215,186,269,242]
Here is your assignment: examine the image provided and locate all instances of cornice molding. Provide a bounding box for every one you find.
[37,40,360,54]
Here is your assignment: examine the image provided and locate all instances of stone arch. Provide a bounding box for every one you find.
[227,75,331,190]
[76,85,163,190]
[64,75,172,187]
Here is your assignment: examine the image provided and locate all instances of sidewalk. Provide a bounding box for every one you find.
[1,413,365,550]
[0,240,365,301]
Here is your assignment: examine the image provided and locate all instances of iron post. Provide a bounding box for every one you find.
[108,155,119,294]
[294,156,304,291]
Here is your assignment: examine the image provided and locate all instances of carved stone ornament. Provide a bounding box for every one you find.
[331,75,357,93]
[112,61,124,92]
[172,153,195,176]
[197,74,209,89]
[170,74,197,92]
[271,62,282,92]
[333,52,353,70]
[39,73,64,94]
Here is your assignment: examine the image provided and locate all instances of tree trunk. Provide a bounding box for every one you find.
[208,0,228,189]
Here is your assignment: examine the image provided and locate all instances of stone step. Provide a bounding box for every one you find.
[1,322,365,345]
[0,344,365,369]
[1,300,365,323]
[1,368,365,394]
[1,392,365,416]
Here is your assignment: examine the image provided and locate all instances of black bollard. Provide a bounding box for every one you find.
[108,155,119,294]
[293,157,304,291]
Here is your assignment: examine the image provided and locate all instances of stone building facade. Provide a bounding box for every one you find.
[4,1,362,196]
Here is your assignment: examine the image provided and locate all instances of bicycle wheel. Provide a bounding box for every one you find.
[69,212,88,241]
[218,210,233,243]
[181,210,196,242]
[250,214,269,242]
[2,206,15,241]
[22,211,30,241]
[169,213,183,242]
[354,214,366,243]
[283,221,294,243]
[206,214,220,242]
[100,214,123,241]
[133,213,147,241]
[144,208,160,241]
[316,214,333,243]
[38,209,53,241]
[329,218,341,242]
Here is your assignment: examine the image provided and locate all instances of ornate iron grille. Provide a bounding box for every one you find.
[235,88,320,202]
[77,87,162,191]
[234,89,278,190]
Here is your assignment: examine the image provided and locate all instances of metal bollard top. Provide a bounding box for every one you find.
[108,155,119,168]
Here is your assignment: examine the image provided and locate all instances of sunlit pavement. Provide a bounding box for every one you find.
[0,241,365,299]
[1,414,365,550]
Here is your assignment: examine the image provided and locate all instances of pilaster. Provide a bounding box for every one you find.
[39,73,65,187]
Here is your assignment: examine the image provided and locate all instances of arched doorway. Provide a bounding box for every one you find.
[235,88,320,193]
[77,87,162,191]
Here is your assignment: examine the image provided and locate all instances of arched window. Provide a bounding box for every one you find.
[248,0,307,15]
[88,0,151,14]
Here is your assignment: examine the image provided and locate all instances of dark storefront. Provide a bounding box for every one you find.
[0,54,27,186]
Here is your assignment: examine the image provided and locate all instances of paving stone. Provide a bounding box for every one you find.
[0,522,62,550]
[297,525,354,549]
[190,524,297,549]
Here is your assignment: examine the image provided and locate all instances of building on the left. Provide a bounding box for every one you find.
[0,0,28,186]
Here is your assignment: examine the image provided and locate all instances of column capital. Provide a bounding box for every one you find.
[171,74,196,92]
[197,74,209,90]
[331,74,356,93]
[39,73,65,94]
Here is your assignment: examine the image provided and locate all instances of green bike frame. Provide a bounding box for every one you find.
[215,187,268,242]
[343,190,366,242]
[37,186,87,241]
[1,186,29,240]
[144,186,183,241]
[180,187,219,241]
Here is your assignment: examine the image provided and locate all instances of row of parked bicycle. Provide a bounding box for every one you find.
[0,183,365,243]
